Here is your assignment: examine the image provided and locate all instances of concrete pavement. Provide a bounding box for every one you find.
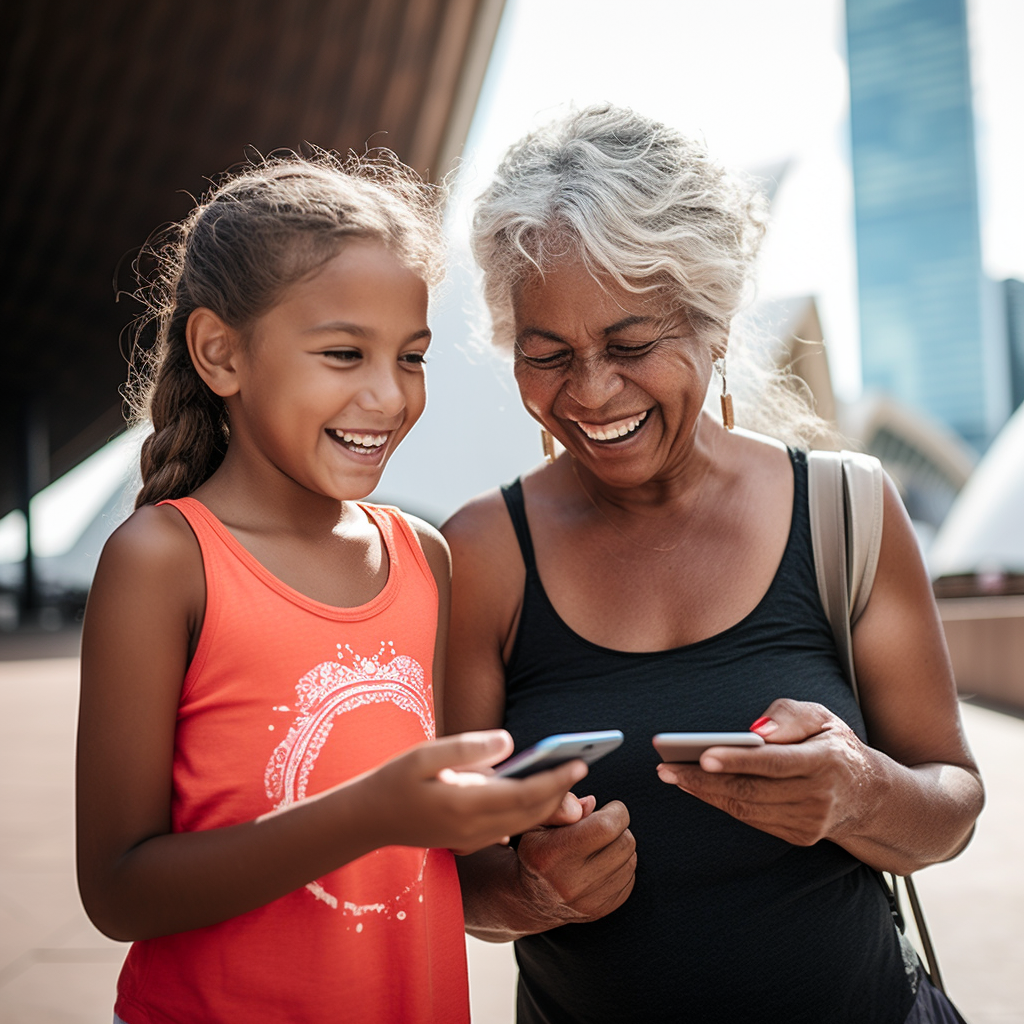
[0,631,1020,1023]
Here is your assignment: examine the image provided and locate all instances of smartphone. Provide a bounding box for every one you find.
[493,730,625,779]
[652,732,765,763]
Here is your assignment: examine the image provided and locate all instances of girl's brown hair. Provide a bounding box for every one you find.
[126,149,445,508]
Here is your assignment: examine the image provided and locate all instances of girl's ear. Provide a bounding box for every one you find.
[186,308,242,397]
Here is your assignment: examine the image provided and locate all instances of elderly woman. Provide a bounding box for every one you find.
[441,106,981,1023]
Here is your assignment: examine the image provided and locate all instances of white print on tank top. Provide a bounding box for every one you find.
[265,640,433,922]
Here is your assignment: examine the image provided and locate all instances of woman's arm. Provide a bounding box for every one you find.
[405,515,452,735]
[657,476,983,875]
[442,491,636,941]
[76,507,587,941]
[831,473,983,869]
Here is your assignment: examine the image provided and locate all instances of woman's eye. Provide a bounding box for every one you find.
[610,341,656,357]
[521,350,570,367]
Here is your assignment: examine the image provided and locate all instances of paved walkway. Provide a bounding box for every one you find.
[0,632,1020,1023]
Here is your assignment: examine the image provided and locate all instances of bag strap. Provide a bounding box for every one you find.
[807,450,947,994]
[807,450,884,701]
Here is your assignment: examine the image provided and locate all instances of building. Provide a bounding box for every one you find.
[928,400,1024,709]
[845,0,1010,448]
[1005,278,1024,412]
[752,295,975,534]
[0,0,505,623]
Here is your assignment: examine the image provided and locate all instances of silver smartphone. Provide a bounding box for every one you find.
[652,731,765,763]
[494,730,625,779]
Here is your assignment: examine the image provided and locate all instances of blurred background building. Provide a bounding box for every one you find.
[0,0,504,622]
[0,0,1021,706]
[846,0,1013,450]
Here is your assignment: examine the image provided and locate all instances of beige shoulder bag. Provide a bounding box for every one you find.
[807,449,947,995]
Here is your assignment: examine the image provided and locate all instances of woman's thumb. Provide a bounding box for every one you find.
[750,699,831,744]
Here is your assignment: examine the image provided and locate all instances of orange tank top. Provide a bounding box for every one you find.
[115,498,469,1024]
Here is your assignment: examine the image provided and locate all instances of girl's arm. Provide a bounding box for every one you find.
[657,476,984,874]
[442,492,636,942]
[76,506,586,942]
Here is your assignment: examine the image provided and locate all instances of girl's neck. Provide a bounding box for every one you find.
[191,444,361,540]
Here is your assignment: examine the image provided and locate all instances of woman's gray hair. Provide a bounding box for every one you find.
[470,104,834,446]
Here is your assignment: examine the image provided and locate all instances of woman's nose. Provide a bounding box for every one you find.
[565,355,623,409]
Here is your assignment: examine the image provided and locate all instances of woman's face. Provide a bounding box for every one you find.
[511,258,719,488]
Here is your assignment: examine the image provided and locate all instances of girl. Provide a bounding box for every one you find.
[76,151,588,1024]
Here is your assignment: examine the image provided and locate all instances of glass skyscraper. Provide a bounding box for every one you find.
[846,0,1008,448]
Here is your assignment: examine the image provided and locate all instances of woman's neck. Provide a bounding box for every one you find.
[570,412,725,518]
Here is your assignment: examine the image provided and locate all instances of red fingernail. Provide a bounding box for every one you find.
[750,717,771,731]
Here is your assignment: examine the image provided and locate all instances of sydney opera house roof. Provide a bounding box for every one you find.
[929,400,1024,578]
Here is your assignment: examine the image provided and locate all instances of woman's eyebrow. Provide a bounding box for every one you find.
[517,327,565,344]
[602,315,658,335]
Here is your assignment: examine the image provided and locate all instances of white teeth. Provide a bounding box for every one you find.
[331,430,387,448]
[578,410,648,441]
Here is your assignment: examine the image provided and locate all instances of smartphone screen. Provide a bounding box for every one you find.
[494,730,624,779]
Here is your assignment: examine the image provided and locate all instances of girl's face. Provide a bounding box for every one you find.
[228,238,430,501]
[512,259,718,489]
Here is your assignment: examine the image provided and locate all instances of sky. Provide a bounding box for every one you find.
[1,0,1022,563]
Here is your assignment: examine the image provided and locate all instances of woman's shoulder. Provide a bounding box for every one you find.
[441,486,527,590]
[440,486,516,549]
[719,426,799,487]
[728,426,791,458]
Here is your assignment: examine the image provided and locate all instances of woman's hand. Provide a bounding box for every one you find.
[514,799,636,926]
[655,699,881,847]
[362,730,592,856]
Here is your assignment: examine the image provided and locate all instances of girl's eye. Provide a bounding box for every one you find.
[323,349,361,362]
[400,351,428,367]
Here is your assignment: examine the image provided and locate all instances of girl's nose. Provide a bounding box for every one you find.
[358,366,407,417]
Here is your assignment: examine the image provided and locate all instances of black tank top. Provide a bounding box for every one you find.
[501,449,915,1024]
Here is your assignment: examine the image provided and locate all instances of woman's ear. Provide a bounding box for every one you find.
[186,308,242,397]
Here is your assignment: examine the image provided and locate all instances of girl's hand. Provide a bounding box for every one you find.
[655,699,880,847]
[363,730,591,855]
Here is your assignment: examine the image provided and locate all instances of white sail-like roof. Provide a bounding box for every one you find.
[929,402,1024,576]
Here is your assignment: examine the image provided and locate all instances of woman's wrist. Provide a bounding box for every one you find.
[830,750,980,873]
[458,843,565,941]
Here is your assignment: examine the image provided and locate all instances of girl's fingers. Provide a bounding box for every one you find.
[409,730,514,776]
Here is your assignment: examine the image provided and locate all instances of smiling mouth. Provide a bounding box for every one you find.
[574,409,649,443]
[325,428,391,457]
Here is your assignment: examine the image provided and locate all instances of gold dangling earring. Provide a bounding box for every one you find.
[715,357,734,430]
[541,428,557,464]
